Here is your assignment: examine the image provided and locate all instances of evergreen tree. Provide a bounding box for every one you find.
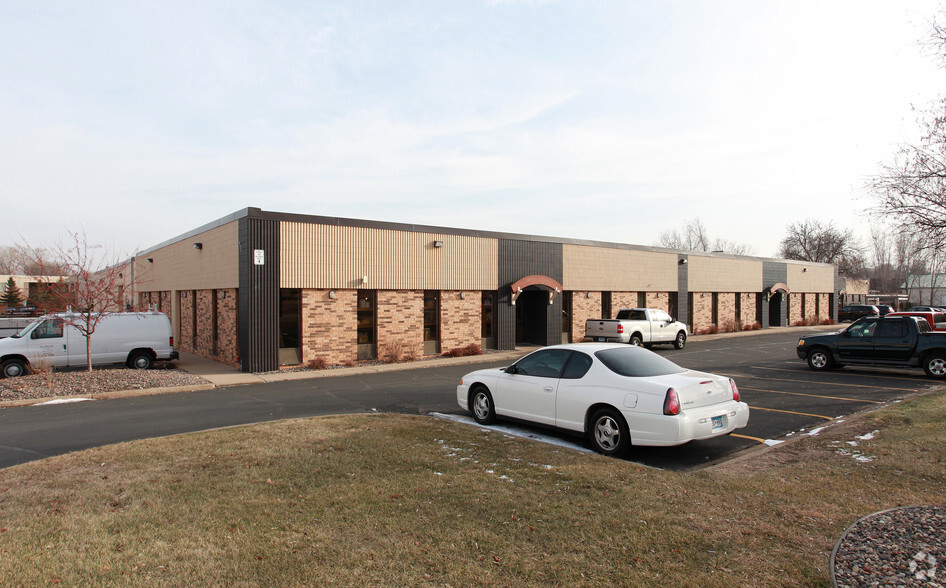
[1,277,23,308]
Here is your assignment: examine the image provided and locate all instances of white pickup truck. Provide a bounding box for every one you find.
[585,308,688,349]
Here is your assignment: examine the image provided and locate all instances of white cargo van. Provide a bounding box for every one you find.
[0,311,179,378]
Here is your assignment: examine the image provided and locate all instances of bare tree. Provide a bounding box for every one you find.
[656,218,755,255]
[18,231,131,372]
[778,219,866,276]
[868,13,946,251]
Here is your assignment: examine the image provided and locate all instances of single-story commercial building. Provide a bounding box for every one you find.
[122,208,838,373]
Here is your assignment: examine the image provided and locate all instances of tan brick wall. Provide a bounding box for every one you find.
[789,293,804,325]
[645,292,668,312]
[738,293,758,328]
[301,289,357,366]
[691,293,714,333]
[572,291,601,342]
[377,290,425,360]
[818,293,830,321]
[441,291,480,352]
[215,289,239,367]
[717,293,736,330]
[179,290,196,353]
[611,292,638,316]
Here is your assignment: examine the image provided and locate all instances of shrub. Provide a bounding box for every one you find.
[742,322,762,331]
[343,359,356,368]
[462,343,482,356]
[697,324,719,335]
[307,357,328,370]
[720,319,741,333]
[820,317,835,325]
[382,340,405,364]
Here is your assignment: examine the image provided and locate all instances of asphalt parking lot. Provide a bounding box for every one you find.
[0,327,940,471]
[615,328,942,470]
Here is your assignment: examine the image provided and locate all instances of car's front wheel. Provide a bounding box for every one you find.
[1,358,29,378]
[923,353,946,379]
[806,349,832,371]
[469,386,497,424]
[587,408,630,458]
[673,331,687,350]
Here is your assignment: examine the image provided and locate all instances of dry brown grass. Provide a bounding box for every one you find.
[0,390,944,586]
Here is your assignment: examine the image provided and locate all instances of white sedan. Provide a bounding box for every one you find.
[456,343,749,457]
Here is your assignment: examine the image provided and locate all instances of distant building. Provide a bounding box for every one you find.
[118,208,839,373]
[905,274,946,308]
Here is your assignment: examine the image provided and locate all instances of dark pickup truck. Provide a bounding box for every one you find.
[796,315,946,378]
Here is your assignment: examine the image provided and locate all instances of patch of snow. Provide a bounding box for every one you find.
[806,427,827,436]
[855,430,879,441]
[764,439,784,446]
[33,398,93,406]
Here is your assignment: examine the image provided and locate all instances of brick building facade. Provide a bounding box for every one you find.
[123,208,838,373]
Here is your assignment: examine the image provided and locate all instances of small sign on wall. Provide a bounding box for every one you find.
[254,249,265,266]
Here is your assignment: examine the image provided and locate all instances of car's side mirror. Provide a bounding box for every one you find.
[842,331,852,338]
[505,365,518,374]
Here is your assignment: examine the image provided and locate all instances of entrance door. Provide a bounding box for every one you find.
[515,290,547,346]
[768,294,783,327]
[278,289,302,365]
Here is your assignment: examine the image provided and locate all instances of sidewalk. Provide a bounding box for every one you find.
[176,324,838,387]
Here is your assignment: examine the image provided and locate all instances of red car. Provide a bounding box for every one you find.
[886,311,946,331]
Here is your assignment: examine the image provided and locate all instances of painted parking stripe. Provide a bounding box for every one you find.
[745,366,927,387]
[748,406,835,420]
[739,386,884,404]
[730,433,766,444]
[720,371,920,392]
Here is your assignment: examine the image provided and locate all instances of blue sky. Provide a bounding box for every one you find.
[3,1,944,259]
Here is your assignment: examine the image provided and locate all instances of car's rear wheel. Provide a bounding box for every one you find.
[469,386,497,424]
[629,334,643,347]
[806,349,832,371]
[127,351,154,370]
[673,331,687,350]
[1,358,29,378]
[588,408,630,458]
[923,354,946,378]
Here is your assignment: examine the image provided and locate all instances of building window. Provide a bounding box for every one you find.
[602,292,612,319]
[637,292,646,307]
[424,291,440,342]
[481,292,494,338]
[357,290,376,345]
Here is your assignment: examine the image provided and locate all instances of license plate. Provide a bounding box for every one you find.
[595,337,606,342]
[711,415,725,431]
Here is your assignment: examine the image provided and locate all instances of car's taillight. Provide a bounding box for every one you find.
[170,336,174,347]
[730,378,740,402]
[663,388,680,415]
[617,324,624,334]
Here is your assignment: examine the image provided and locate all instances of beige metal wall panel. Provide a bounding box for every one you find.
[134,222,239,292]
[787,263,834,292]
[562,244,677,291]
[280,222,498,290]
[687,256,762,292]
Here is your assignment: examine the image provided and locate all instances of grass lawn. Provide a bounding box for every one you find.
[0,389,944,586]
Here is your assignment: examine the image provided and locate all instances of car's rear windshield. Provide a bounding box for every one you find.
[595,347,686,377]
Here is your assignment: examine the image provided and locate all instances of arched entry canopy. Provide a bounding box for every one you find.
[510,274,562,306]
[765,283,790,300]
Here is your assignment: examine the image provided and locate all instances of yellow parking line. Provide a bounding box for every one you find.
[719,371,919,392]
[749,406,835,420]
[739,386,883,404]
[730,433,766,443]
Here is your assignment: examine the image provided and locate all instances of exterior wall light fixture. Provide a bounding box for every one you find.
[147,258,153,263]
[194,242,203,250]
[362,275,368,284]
[433,241,444,248]
[460,292,466,299]
[329,291,337,299]
[679,258,687,265]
